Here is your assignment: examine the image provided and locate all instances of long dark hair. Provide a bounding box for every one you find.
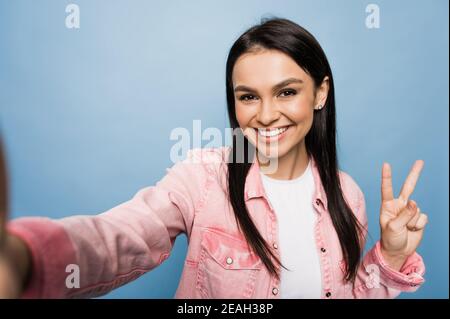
[225,17,365,282]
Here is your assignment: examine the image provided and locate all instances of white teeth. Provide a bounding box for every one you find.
[257,126,288,137]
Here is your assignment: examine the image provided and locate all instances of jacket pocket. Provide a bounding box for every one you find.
[196,228,262,298]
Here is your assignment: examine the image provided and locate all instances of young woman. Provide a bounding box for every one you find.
[0,18,427,299]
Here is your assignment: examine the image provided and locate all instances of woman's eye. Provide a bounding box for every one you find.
[279,89,297,97]
[239,94,257,101]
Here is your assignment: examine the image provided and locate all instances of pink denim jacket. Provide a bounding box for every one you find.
[7,147,425,299]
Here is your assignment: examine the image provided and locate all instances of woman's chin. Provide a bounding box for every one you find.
[255,145,289,160]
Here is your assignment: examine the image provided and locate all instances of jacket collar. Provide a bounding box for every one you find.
[244,152,328,212]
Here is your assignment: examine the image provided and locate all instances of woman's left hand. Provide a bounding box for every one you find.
[379,160,428,271]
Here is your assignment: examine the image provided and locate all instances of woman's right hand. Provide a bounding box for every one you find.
[0,140,30,298]
[0,244,23,298]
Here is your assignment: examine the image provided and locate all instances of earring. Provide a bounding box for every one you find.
[316,104,323,110]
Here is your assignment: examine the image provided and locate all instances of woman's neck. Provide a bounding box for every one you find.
[258,140,310,180]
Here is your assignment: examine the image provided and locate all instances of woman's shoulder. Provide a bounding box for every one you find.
[337,169,365,209]
[183,146,232,166]
[167,146,231,184]
[161,147,231,202]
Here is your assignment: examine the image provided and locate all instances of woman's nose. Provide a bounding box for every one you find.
[256,100,280,126]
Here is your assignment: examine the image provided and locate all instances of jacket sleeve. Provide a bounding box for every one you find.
[6,150,210,298]
[352,187,426,298]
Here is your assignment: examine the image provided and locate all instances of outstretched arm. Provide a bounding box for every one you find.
[1,149,207,298]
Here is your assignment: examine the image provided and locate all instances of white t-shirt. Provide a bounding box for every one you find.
[260,159,322,298]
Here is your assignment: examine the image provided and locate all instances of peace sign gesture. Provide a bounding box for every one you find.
[379,160,428,270]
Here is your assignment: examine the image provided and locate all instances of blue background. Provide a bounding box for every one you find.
[0,0,448,298]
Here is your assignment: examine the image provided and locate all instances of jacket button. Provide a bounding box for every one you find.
[325,292,331,298]
[226,257,233,265]
[273,243,278,249]
[272,287,279,295]
[321,247,326,253]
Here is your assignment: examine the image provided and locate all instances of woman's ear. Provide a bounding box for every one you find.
[314,76,330,110]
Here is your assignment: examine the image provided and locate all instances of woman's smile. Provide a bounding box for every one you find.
[255,125,292,143]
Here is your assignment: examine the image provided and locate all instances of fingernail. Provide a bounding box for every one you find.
[408,201,416,209]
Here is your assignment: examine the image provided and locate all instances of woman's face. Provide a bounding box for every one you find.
[232,49,329,159]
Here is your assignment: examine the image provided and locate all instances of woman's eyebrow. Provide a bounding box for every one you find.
[234,77,304,94]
